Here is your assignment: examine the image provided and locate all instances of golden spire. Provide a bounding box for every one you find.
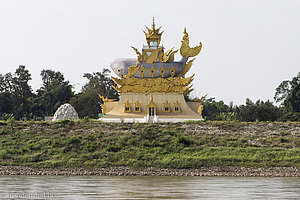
[152,17,155,30]
[143,17,164,47]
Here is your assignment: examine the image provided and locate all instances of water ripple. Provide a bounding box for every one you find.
[0,176,299,199]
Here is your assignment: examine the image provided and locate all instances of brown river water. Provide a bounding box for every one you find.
[0,176,299,199]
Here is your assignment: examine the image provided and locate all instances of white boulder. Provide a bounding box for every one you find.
[52,103,79,121]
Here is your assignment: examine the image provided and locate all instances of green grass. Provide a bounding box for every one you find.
[0,120,299,169]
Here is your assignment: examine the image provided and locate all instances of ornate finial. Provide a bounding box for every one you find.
[152,17,155,29]
[143,18,164,47]
[180,28,202,58]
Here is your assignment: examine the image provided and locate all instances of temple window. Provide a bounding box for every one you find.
[163,100,171,113]
[134,101,141,113]
[124,100,131,113]
[150,41,157,47]
[173,100,181,113]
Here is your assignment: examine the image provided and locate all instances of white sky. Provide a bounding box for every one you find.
[0,0,299,105]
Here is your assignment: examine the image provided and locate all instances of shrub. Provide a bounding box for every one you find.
[84,142,96,152]
[6,117,15,126]
[0,113,13,121]
[58,119,75,125]
[83,116,89,122]
[106,144,120,152]
[279,112,300,122]
[67,137,81,144]
[177,135,192,146]
[0,149,10,159]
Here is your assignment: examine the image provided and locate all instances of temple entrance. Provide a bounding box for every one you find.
[146,95,157,122]
[148,107,155,116]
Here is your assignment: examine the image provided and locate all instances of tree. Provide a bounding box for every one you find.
[275,72,300,112]
[35,69,74,117]
[201,98,231,120]
[0,73,14,117]
[40,69,65,86]
[236,99,281,122]
[0,74,5,92]
[7,66,34,119]
[0,92,13,115]
[82,68,119,99]
[71,68,119,118]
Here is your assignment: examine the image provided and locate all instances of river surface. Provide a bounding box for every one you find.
[0,176,299,200]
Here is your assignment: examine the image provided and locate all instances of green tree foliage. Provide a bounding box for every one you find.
[0,66,33,119]
[0,74,5,92]
[201,97,281,122]
[202,98,231,120]
[70,90,100,118]
[0,66,297,121]
[236,99,281,122]
[0,92,13,114]
[275,72,300,112]
[35,69,74,117]
[71,68,119,118]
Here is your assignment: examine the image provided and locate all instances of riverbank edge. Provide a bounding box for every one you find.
[0,166,299,177]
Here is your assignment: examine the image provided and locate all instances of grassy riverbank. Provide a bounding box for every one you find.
[0,120,299,169]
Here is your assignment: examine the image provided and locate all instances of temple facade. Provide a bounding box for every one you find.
[99,18,204,122]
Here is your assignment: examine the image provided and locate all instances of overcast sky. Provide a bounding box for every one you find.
[0,0,299,105]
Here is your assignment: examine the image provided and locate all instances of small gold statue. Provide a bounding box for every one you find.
[197,104,203,117]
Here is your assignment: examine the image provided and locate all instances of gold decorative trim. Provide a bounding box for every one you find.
[100,104,106,115]
[173,100,181,113]
[158,50,164,62]
[170,65,176,77]
[125,64,140,77]
[112,75,194,94]
[198,104,203,116]
[167,49,178,62]
[124,100,131,113]
[163,48,174,62]
[159,65,166,77]
[145,47,163,64]
[150,65,157,78]
[98,93,115,115]
[180,28,202,58]
[163,100,171,113]
[134,100,141,113]
[182,58,196,77]
[139,65,146,78]
[131,46,143,63]
[142,52,148,61]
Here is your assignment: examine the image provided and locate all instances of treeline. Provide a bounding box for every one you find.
[202,72,300,122]
[0,66,118,120]
[0,65,299,121]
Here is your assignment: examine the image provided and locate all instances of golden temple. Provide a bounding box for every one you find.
[100,18,204,122]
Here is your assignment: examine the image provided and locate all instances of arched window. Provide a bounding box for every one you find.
[163,100,171,113]
[173,100,181,113]
[124,100,131,113]
[146,95,157,116]
[134,101,141,113]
